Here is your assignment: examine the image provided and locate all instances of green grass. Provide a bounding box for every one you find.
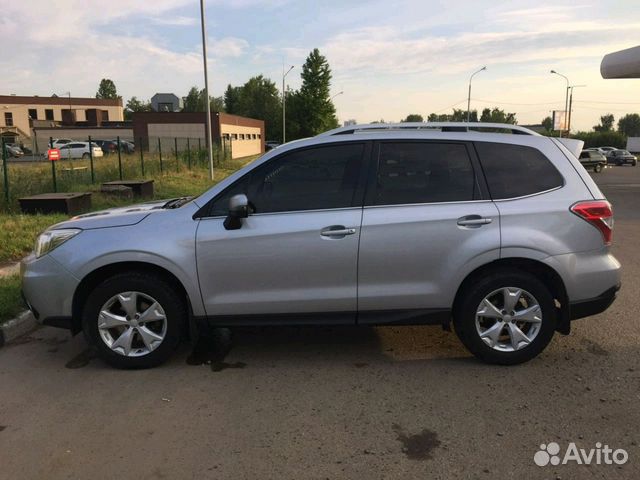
[0,274,22,325]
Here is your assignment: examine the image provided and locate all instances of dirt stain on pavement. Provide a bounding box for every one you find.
[187,328,245,372]
[581,338,609,356]
[0,426,6,432]
[392,424,441,460]
[65,348,97,369]
[354,362,368,368]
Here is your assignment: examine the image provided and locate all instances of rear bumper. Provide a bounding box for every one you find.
[569,284,620,320]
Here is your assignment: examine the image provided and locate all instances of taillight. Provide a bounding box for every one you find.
[570,200,614,246]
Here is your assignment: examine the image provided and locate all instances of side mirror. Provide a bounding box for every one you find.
[223,194,249,230]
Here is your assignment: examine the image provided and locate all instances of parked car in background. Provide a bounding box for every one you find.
[93,140,119,155]
[58,141,104,159]
[22,122,621,369]
[51,138,73,148]
[265,141,281,151]
[5,143,24,158]
[608,149,637,166]
[118,139,135,154]
[579,149,607,172]
[599,146,618,156]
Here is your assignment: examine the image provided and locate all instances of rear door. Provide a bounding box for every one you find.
[357,140,500,321]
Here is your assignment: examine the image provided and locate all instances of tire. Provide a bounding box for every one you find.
[82,153,89,159]
[616,159,623,166]
[633,160,637,167]
[453,269,557,365]
[82,272,186,369]
[593,163,602,173]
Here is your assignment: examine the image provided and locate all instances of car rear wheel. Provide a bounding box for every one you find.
[82,272,186,369]
[82,153,89,159]
[594,163,602,173]
[454,270,557,365]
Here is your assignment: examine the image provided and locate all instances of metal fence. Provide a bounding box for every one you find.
[0,135,235,211]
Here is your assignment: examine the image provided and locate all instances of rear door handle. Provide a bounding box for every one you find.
[321,226,357,237]
[457,215,493,227]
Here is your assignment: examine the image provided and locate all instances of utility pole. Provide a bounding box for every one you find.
[567,85,586,134]
[200,0,214,180]
[550,70,569,137]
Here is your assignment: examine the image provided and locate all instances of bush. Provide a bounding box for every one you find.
[570,131,627,148]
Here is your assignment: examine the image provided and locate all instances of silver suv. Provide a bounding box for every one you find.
[21,123,621,368]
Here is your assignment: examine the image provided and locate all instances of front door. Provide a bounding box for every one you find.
[195,142,369,322]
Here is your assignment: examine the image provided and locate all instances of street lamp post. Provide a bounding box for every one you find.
[467,66,486,123]
[282,65,294,144]
[330,91,344,102]
[200,0,214,180]
[550,70,569,138]
[567,85,586,134]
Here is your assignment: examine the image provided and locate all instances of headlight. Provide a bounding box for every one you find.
[34,229,81,258]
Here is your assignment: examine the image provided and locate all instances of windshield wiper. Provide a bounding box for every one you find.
[163,196,194,209]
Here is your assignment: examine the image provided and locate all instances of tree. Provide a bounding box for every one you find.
[293,48,339,138]
[183,86,202,112]
[402,114,424,123]
[594,114,614,132]
[426,109,476,122]
[480,107,517,124]
[617,113,640,136]
[541,116,553,132]
[124,96,151,120]
[183,86,225,113]
[224,84,242,114]
[96,78,119,99]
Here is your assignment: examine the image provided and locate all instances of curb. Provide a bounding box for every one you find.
[0,311,39,347]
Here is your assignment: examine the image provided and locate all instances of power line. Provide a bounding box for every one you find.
[471,98,561,106]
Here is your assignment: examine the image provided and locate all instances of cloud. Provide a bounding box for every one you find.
[209,37,250,58]
[151,16,198,27]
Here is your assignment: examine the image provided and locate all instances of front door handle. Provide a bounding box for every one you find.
[321,226,357,237]
[457,215,493,227]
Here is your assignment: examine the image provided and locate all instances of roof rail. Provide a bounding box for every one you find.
[318,122,540,137]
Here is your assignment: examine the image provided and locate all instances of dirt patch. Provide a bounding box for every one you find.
[581,338,609,356]
[0,425,6,432]
[392,424,441,460]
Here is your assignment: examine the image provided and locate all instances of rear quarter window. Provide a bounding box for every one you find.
[475,142,564,199]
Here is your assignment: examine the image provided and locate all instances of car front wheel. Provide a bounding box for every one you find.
[594,163,602,173]
[82,272,186,369]
[454,270,556,365]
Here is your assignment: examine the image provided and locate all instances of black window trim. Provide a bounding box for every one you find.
[363,139,488,208]
[194,140,374,219]
[472,140,566,201]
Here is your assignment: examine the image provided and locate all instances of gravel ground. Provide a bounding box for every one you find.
[0,164,638,479]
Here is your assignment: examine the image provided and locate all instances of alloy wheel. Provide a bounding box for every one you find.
[98,291,167,357]
[475,287,543,352]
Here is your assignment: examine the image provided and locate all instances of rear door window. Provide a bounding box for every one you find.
[371,142,477,205]
[475,142,564,200]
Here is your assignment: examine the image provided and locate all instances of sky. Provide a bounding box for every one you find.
[2,0,639,131]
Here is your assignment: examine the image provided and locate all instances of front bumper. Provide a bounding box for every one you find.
[21,253,79,328]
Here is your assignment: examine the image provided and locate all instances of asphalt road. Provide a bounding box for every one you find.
[1,165,639,480]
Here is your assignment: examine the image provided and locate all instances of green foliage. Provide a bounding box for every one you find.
[402,114,424,123]
[183,86,225,113]
[480,107,517,124]
[617,113,640,136]
[427,109,476,122]
[594,114,615,132]
[571,130,627,148]
[224,84,242,113]
[96,78,119,99]
[124,96,152,120]
[541,116,553,132]
[292,48,339,138]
